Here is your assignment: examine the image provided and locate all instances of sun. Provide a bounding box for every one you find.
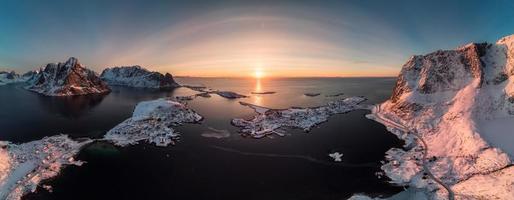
[254,68,264,79]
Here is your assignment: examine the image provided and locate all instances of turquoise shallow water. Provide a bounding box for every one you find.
[0,77,403,200]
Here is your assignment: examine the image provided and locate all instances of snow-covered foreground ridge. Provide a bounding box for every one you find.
[231,96,366,138]
[104,98,203,147]
[25,57,110,96]
[0,135,92,200]
[354,35,514,199]
[100,66,180,88]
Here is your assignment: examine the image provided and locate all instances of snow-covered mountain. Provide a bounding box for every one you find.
[21,70,39,84]
[0,70,39,86]
[366,35,514,199]
[25,57,110,96]
[100,66,179,88]
[0,71,21,85]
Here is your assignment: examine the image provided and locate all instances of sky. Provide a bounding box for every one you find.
[1,0,514,77]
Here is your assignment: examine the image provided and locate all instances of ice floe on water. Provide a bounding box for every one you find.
[328,152,343,162]
[104,98,203,147]
[0,135,92,200]
[231,96,367,138]
[201,127,231,139]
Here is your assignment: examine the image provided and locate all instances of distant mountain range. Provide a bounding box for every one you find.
[0,57,180,96]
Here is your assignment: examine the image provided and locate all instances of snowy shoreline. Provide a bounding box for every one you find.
[0,135,92,200]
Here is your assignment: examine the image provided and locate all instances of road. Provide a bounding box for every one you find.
[373,105,455,200]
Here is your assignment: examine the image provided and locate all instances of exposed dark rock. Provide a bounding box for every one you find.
[25,57,110,96]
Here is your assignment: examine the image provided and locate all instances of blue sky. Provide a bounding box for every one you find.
[1,0,513,77]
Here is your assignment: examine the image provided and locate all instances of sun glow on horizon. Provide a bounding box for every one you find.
[254,67,265,79]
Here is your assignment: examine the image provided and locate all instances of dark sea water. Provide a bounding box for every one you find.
[0,77,403,200]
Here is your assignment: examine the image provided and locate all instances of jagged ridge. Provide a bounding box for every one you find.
[25,57,110,96]
[100,66,179,88]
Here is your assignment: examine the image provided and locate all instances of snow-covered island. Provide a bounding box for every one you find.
[352,35,514,200]
[100,66,180,89]
[25,57,110,96]
[104,98,203,147]
[0,135,92,200]
[231,96,367,138]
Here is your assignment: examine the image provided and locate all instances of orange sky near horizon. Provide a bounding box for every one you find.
[91,14,406,78]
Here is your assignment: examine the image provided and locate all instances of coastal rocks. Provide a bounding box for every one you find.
[231,96,366,138]
[104,98,203,147]
[25,57,110,96]
[369,34,514,199]
[0,135,92,200]
[100,66,180,89]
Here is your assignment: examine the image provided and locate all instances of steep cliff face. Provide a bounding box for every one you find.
[100,66,180,89]
[374,35,514,199]
[388,37,514,119]
[25,57,110,96]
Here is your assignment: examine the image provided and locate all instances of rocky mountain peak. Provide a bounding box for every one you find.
[390,40,505,103]
[25,57,110,96]
[388,34,514,119]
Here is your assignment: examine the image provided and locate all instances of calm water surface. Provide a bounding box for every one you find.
[0,77,403,200]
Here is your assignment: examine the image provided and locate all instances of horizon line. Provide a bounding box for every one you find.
[174,75,398,78]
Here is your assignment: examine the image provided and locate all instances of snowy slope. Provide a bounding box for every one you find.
[364,35,514,199]
[100,66,179,88]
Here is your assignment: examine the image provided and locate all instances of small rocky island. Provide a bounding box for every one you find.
[101,66,180,88]
[25,57,110,96]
